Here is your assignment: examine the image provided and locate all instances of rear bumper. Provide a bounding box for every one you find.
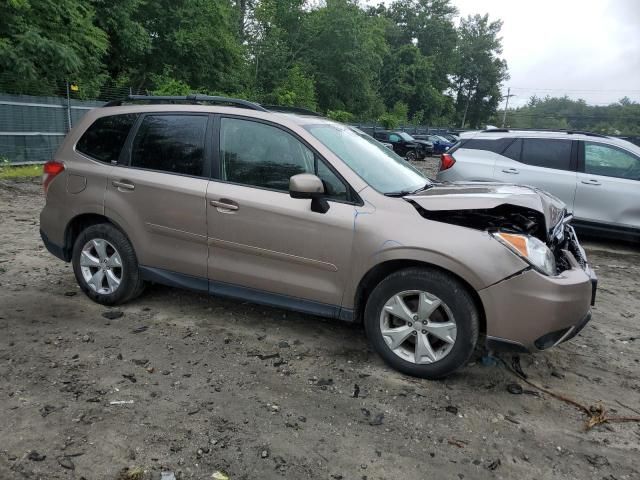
[479,250,597,352]
[40,229,68,261]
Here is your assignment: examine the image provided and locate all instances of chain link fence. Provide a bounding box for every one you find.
[0,75,143,164]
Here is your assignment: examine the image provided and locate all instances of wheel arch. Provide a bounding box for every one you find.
[62,213,130,261]
[353,259,487,336]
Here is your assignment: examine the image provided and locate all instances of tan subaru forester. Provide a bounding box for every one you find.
[40,95,597,379]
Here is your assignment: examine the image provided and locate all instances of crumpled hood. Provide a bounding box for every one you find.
[413,140,433,147]
[406,182,567,233]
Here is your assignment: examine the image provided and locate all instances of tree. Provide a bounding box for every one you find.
[452,14,509,128]
[130,0,244,93]
[90,0,150,83]
[0,0,108,96]
[272,64,317,110]
[302,0,388,116]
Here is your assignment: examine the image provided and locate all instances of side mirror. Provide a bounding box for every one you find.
[289,173,330,214]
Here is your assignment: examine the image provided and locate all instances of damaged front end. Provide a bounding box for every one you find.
[406,183,592,281]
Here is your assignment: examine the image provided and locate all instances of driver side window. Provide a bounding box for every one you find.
[584,142,640,180]
[220,118,348,200]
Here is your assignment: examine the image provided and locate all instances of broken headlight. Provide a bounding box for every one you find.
[492,232,557,276]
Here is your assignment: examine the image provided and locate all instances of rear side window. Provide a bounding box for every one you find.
[131,114,208,177]
[521,139,572,170]
[502,138,522,160]
[462,138,513,154]
[76,114,137,163]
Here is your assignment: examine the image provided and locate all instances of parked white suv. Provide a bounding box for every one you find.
[436,129,640,241]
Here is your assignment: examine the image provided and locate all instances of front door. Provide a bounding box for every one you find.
[574,141,640,229]
[206,116,356,316]
[105,113,211,279]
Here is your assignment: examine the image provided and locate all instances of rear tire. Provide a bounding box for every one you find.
[71,223,144,306]
[364,267,478,379]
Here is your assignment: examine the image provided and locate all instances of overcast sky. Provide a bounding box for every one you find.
[367,0,640,107]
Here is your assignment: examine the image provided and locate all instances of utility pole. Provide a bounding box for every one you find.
[501,87,516,128]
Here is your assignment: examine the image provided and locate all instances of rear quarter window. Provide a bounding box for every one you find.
[521,138,572,170]
[462,138,514,154]
[76,114,138,163]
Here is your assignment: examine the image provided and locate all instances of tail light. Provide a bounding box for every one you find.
[439,153,456,171]
[43,161,65,194]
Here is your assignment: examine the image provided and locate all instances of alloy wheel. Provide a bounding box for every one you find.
[379,290,457,364]
[79,238,123,295]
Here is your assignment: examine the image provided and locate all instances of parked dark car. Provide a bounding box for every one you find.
[414,134,454,155]
[372,130,434,160]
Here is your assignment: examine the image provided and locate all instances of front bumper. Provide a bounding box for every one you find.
[479,242,597,353]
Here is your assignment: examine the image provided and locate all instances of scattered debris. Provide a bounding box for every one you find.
[102,310,124,320]
[211,471,229,480]
[261,449,269,458]
[122,373,137,383]
[585,454,609,467]
[64,291,77,297]
[160,472,176,480]
[447,438,467,448]
[57,456,75,470]
[27,450,46,461]
[352,384,360,398]
[369,413,384,426]
[110,400,135,405]
[39,404,58,417]
[486,459,501,471]
[445,405,458,415]
[131,325,148,334]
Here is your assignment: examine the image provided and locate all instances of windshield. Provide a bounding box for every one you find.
[436,135,451,143]
[397,131,415,142]
[305,124,428,194]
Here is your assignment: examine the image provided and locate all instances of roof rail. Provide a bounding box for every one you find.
[103,95,268,112]
[481,127,609,138]
[261,105,323,116]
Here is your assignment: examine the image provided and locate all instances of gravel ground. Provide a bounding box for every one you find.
[1,177,639,480]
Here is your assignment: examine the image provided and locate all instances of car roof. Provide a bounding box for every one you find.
[460,129,640,152]
[96,104,338,127]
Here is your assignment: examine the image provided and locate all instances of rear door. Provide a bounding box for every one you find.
[105,113,212,280]
[493,138,578,211]
[574,141,640,229]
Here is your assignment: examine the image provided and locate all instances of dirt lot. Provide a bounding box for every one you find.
[1,169,639,480]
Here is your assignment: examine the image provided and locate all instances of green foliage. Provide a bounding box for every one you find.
[0,0,108,96]
[0,0,520,128]
[327,110,354,123]
[0,164,42,179]
[150,70,194,96]
[505,96,640,136]
[378,112,400,129]
[272,65,317,110]
[452,14,509,128]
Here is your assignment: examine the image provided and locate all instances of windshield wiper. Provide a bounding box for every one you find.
[384,183,433,197]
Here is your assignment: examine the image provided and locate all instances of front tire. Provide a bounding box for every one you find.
[364,267,479,379]
[406,150,417,162]
[71,223,144,306]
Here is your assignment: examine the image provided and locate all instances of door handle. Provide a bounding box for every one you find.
[210,199,239,211]
[501,168,519,174]
[581,179,601,186]
[112,180,135,191]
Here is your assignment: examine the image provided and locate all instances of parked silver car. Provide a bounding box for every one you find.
[436,129,640,241]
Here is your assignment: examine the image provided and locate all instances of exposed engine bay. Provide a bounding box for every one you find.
[409,201,586,275]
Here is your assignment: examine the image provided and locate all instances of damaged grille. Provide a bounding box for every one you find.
[552,223,586,274]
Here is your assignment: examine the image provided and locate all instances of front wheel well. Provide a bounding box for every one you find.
[353,260,486,335]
